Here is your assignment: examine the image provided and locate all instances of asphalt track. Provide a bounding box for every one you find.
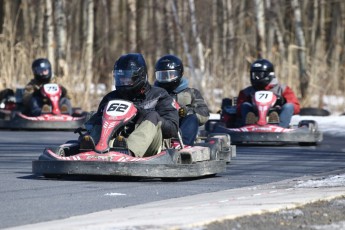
[1,130,345,229]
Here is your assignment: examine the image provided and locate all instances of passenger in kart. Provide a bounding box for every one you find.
[154,54,210,146]
[237,59,300,128]
[80,53,179,157]
[22,58,72,116]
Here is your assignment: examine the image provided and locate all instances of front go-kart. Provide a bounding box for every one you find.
[0,83,87,130]
[205,91,323,146]
[32,99,235,180]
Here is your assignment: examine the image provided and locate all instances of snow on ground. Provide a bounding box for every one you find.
[292,115,345,188]
[291,115,345,137]
[209,113,345,137]
[296,174,345,188]
[209,113,345,187]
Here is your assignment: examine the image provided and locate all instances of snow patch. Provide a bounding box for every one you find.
[296,174,345,188]
[104,192,126,196]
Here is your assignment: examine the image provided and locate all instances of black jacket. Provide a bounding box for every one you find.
[96,84,179,139]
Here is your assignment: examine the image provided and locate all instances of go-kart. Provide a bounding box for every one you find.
[0,83,87,130]
[205,91,323,146]
[32,99,236,180]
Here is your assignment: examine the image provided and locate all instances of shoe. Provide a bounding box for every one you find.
[41,104,51,114]
[60,104,69,114]
[79,135,95,150]
[268,111,280,124]
[112,136,128,148]
[245,112,257,125]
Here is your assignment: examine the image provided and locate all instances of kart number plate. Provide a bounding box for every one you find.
[105,100,131,116]
[255,91,274,103]
[43,83,59,93]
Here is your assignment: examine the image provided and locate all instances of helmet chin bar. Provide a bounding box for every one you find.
[116,80,147,100]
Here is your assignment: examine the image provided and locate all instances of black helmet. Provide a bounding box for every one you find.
[155,55,183,93]
[250,59,275,90]
[113,53,148,96]
[32,58,52,84]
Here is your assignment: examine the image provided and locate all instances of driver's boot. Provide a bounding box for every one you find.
[79,135,95,151]
[268,111,280,124]
[245,112,257,125]
[41,104,51,114]
[111,136,134,156]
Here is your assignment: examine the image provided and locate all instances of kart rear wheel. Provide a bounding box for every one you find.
[43,174,62,179]
[161,178,180,182]
[300,107,330,116]
[299,142,317,146]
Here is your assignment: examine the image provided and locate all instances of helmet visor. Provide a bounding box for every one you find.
[114,70,136,87]
[33,66,50,76]
[251,71,269,80]
[155,70,180,83]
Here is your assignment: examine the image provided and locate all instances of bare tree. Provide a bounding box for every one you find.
[291,0,308,99]
[188,0,206,93]
[127,0,137,52]
[170,0,196,86]
[1,0,14,88]
[21,0,31,42]
[55,0,67,78]
[254,0,266,58]
[82,0,94,110]
[45,0,55,68]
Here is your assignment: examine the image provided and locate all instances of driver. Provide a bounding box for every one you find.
[154,54,209,146]
[236,58,300,128]
[80,53,179,157]
[23,58,72,116]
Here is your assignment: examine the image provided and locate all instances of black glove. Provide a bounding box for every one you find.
[61,86,67,98]
[33,89,42,97]
[178,106,188,117]
[275,96,286,106]
[74,127,87,136]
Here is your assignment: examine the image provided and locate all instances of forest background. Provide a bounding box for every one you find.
[0,0,344,113]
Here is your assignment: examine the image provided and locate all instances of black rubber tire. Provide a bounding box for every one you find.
[299,107,330,116]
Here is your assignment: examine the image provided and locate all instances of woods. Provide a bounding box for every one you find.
[0,0,344,112]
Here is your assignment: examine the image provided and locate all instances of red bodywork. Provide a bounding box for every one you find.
[95,100,137,153]
[228,91,294,133]
[40,84,62,115]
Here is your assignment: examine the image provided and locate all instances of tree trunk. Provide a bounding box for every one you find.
[83,0,94,110]
[170,0,196,85]
[254,0,266,58]
[45,0,55,69]
[127,0,136,52]
[291,0,308,99]
[54,0,67,78]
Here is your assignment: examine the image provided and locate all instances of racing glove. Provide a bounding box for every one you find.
[178,106,188,118]
[275,96,286,107]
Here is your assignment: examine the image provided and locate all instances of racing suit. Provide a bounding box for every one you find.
[85,83,179,157]
[23,78,72,116]
[155,78,210,145]
[236,79,300,128]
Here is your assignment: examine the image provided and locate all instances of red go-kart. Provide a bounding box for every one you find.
[0,83,87,130]
[205,91,322,146]
[32,99,235,180]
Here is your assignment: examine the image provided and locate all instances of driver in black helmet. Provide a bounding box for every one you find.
[80,53,179,157]
[154,54,209,146]
[236,59,300,128]
[23,58,72,116]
